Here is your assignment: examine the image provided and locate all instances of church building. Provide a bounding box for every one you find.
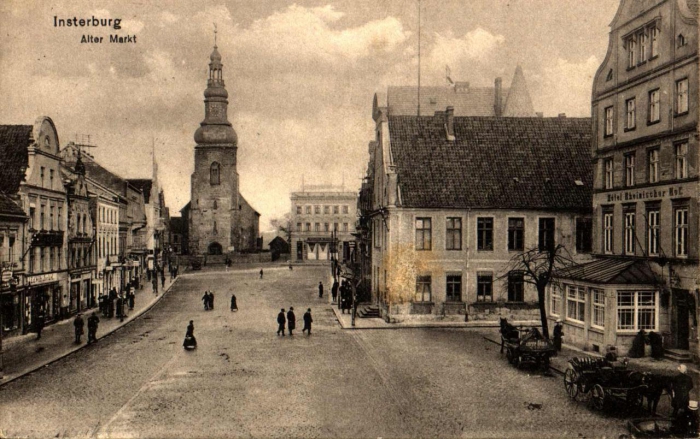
[187,41,260,256]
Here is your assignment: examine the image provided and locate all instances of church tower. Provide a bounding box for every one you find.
[189,38,241,256]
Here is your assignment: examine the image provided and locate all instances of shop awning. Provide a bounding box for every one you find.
[555,258,663,285]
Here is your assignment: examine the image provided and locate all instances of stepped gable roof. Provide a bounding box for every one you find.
[127,179,153,204]
[387,85,507,116]
[388,115,592,210]
[0,125,32,194]
[555,259,662,285]
[503,65,535,117]
[0,193,26,217]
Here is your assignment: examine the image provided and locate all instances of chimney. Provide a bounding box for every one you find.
[445,106,455,141]
[536,112,543,118]
[558,113,567,118]
[494,77,503,117]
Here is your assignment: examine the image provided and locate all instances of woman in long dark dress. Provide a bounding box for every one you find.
[184,320,197,348]
[230,294,238,311]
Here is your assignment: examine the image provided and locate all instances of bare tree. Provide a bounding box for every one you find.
[501,244,576,339]
[269,213,292,243]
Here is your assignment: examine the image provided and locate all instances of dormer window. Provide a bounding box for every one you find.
[606,69,613,81]
[44,136,50,148]
[678,34,687,48]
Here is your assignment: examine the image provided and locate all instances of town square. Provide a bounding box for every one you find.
[0,0,698,437]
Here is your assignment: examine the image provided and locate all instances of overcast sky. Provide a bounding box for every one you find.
[0,0,619,229]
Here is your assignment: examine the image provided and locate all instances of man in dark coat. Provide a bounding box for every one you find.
[35,311,45,340]
[277,308,286,336]
[287,307,296,336]
[552,320,564,352]
[202,291,210,310]
[673,364,694,417]
[260,269,263,279]
[160,269,165,289]
[230,294,238,311]
[302,308,313,335]
[209,291,215,309]
[87,312,99,344]
[331,280,339,304]
[74,313,85,343]
[128,289,135,310]
[318,281,323,298]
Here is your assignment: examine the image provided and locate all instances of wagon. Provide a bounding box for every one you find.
[500,324,555,370]
[564,356,647,411]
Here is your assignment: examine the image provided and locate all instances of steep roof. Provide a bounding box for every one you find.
[388,115,593,211]
[0,125,32,194]
[82,160,126,195]
[555,259,662,285]
[127,179,153,204]
[387,85,507,117]
[0,193,26,217]
[503,65,535,117]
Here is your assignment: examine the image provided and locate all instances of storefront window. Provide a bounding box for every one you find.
[617,290,656,331]
[1,293,21,331]
[566,285,585,323]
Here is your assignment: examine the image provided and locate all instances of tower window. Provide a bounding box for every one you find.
[210,162,221,185]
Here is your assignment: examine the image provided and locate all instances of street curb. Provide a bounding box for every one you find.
[0,277,180,388]
[332,307,541,330]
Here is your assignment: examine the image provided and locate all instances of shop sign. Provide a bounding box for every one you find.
[2,269,12,283]
[26,272,58,285]
[606,186,685,203]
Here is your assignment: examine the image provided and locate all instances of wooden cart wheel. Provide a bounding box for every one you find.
[591,384,606,411]
[564,367,579,399]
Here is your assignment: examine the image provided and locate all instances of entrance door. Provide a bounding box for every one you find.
[208,242,223,255]
[296,241,303,261]
[673,288,690,350]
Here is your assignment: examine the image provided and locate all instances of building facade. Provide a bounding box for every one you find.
[63,154,96,312]
[0,194,27,336]
[553,0,699,358]
[188,43,260,256]
[290,187,358,262]
[364,102,594,321]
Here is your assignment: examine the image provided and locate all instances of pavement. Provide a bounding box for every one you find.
[0,273,178,386]
[0,265,630,438]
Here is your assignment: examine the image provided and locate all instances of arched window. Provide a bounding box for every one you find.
[210,162,221,185]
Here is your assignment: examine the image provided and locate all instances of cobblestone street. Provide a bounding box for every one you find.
[0,266,628,438]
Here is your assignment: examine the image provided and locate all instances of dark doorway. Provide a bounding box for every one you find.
[673,288,690,350]
[208,242,223,255]
[296,241,303,261]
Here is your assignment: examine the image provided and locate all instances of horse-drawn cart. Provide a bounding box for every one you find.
[564,356,647,411]
[499,319,555,370]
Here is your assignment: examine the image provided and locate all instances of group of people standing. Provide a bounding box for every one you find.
[331,280,353,314]
[276,307,312,336]
[99,285,136,320]
[202,291,215,310]
[73,312,100,344]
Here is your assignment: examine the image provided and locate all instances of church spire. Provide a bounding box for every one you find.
[193,32,238,147]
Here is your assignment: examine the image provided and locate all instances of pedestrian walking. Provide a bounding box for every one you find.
[289,263,293,271]
[183,320,197,349]
[277,308,286,336]
[287,307,296,336]
[260,269,263,279]
[128,289,135,310]
[209,291,215,309]
[73,313,85,344]
[173,266,178,278]
[673,364,695,417]
[116,296,124,318]
[153,277,158,296]
[161,270,166,289]
[302,308,313,335]
[230,294,238,311]
[35,311,45,340]
[87,311,100,344]
[202,291,210,310]
[331,280,339,303]
[318,281,323,298]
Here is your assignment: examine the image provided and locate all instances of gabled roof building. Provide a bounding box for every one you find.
[363,97,593,322]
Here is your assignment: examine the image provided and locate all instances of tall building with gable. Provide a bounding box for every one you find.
[187,42,259,256]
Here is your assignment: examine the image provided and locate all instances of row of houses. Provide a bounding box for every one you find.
[0,116,170,338]
[354,0,699,359]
